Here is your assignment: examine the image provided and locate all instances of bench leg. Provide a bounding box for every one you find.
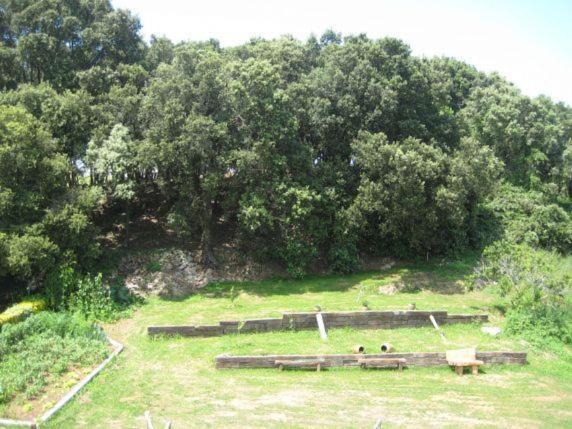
[317,363,321,372]
[278,364,283,371]
[455,366,464,376]
[472,365,478,375]
[398,364,403,372]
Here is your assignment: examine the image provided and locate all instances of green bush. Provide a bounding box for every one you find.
[0,298,46,327]
[44,266,134,321]
[44,266,77,311]
[6,234,58,280]
[474,242,571,345]
[69,273,116,320]
[0,312,108,403]
[479,183,572,252]
[280,238,318,279]
[41,204,101,269]
[328,242,359,274]
[146,260,162,272]
[530,204,572,251]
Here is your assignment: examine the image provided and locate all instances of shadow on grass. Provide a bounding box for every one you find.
[197,271,374,298]
[467,303,505,315]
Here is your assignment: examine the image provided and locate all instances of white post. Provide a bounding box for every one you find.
[429,315,447,343]
[145,411,154,429]
[316,312,328,341]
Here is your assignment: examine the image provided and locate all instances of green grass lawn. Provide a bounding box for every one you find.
[43,259,572,428]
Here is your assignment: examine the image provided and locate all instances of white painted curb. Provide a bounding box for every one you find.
[0,336,123,428]
[0,417,35,428]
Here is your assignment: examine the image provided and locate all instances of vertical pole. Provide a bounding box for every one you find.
[316,312,328,341]
[429,315,447,343]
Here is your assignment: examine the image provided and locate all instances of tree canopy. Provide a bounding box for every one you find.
[0,0,570,295]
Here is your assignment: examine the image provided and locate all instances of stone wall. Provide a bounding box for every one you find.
[147,310,488,337]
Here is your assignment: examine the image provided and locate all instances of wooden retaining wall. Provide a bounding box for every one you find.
[147,310,488,337]
[214,351,527,369]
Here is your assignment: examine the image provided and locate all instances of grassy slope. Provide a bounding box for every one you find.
[45,258,572,428]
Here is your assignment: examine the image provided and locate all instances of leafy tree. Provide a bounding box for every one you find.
[0,105,68,225]
[145,35,175,71]
[86,123,139,202]
[0,20,570,290]
[478,183,572,252]
[348,132,449,255]
[0,106,98,292]
[1,0,144,88]
[0,83,93,161]
[157,115,229,266]
[141,45,232,265]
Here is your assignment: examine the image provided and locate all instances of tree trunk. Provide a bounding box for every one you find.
[200,198,217,267]
[124,199,132,249]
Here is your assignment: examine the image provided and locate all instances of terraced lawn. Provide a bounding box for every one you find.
[44,259,572,428]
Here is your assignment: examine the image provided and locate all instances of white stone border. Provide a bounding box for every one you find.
[0,417,35,428]
[0,336,123,428]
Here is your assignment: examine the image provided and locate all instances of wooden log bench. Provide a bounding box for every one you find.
[275,358,327,371]
[358,358,407,371]
[446,348,483,375]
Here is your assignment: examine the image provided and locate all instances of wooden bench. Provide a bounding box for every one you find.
[446,348,483,375]
[358,358,407,371]
[275,359,327,371]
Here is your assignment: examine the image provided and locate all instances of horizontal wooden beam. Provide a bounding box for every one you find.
[147,311,489,338]
[214,351,527,369]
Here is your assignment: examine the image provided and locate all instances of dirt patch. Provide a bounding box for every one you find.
[478,372,529,386]
[430,392,495,414]
[257,390,315,408]
[229,398,257,410]
[378,282,402,295]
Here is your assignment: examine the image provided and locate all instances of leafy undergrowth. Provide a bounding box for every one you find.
[41,257,572,428]
[0,312,110,419]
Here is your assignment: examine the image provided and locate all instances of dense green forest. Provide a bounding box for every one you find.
[0,0,570,301]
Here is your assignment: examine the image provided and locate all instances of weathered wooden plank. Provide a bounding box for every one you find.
[149,310,489,337]
[444,314,489,324]
[275,358,328,370]
[240,318,283,332]
[214,351,527,369]
[147,325,223,337]
[358,358,406,366]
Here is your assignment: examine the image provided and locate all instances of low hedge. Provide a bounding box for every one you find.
[0,298,46,327]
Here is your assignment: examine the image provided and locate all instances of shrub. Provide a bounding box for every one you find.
[474,242,571,345]
[0,312,108,403]
[531,204,572,251]
[6,234,58,280]
[69,273,116,320]
[0,298,46,327]
[280,238,317,279]
[44,266,78,311]
[44,266,132,321]
[146,260,162,272]
[328,233,359,274]
[478,183,572,252]
[41,204,101,269]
